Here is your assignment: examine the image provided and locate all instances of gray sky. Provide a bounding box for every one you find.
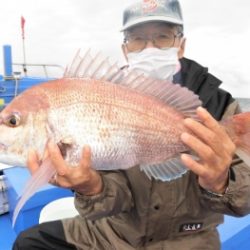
[0,0,249,97]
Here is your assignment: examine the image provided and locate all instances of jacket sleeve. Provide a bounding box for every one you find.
[74,170,134,220]
[199,100,250,216]
[200,159,250,216]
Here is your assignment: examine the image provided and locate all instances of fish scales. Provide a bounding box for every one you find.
[38,78,188,169]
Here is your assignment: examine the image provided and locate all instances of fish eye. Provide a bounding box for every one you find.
[6,113,21,127]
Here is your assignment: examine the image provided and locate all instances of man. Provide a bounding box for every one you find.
[13,1,250,249]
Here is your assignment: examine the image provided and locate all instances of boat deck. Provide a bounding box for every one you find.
[0,166,74,250]
[0,213,16,250]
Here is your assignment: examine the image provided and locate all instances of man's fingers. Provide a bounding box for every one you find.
[180,153,207,177]
[42,147,49,161]
[183,117,224,154]
[47,141,67,176]
[27,149,40,175]
[183,107,235,155]
[180,132,217,164]
[196,107,234,146]
[196,107,222,132]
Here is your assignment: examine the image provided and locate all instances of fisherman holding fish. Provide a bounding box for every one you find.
[12,0,250,249]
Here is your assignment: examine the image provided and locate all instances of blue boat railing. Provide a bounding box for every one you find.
[12,62,64,79]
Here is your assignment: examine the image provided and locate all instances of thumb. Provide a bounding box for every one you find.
[27,149,40,175]
[47,140,67,176]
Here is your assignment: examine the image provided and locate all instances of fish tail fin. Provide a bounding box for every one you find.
[12,160,56,227]
[223,112,250,166]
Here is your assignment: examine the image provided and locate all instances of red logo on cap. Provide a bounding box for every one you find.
[143,0,158,13]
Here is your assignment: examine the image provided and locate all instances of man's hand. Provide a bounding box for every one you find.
[180,107,236,194]
[27,142,103,195]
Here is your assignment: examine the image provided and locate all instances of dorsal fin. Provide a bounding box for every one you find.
[64,50,202,118]
[64,49,123,82]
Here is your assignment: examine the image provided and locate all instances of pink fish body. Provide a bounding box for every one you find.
[0,77,192,177]
[0,50,249,225]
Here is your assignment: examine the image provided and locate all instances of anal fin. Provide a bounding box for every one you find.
[140,157,188,181]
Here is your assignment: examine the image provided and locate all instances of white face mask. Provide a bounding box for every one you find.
[127,47,180,81]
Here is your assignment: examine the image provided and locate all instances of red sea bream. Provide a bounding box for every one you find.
[0,50,250,225]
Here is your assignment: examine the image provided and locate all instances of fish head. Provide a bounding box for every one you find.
[0,86,50,166]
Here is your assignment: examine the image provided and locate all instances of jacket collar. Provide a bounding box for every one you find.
[179,57,223,105]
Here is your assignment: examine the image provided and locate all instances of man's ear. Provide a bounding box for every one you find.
[178,38,186,59]
[122,44,128,62]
